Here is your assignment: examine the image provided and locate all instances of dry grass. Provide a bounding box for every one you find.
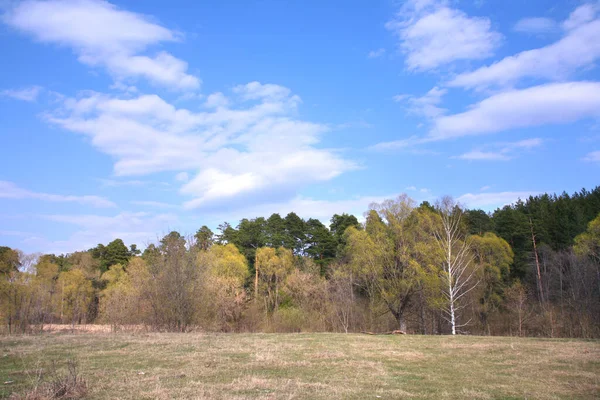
[1,332,598,399]
[8,359,88,400]
[34,325,142,334]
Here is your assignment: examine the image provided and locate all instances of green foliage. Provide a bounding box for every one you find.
[91,239,131,273]
[464,209,493,235]
[216,222,238,245]
[265,213,287,247]
[330,213,361,256]
[234,218,267,266]
[194,225,214,251]
[0,246,20,275]
[345,196,442,329]
[284,212,307,255]
[492,187,600,281]
[470,232,514,330]
[304,218,336,271]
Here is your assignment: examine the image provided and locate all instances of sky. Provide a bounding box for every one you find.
[1,0,599,254]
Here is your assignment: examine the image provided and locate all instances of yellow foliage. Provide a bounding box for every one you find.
[57,269,94,325]
[199,244,249,285]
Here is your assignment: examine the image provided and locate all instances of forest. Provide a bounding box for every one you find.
[1,187,599,337]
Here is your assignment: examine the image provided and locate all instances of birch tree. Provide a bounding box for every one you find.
[434,197,479,335]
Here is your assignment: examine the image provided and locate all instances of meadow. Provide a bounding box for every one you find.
[1,331,599,399]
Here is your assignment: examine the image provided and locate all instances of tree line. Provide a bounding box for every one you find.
[1,187,599,337]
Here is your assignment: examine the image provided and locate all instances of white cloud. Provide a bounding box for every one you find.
[450,4,600,90]
[44,83,356,210]
[368,135,430,152]
[33,211,178,253]
[514,17,558,34]
[130,200,177,209]
[203,92,229,109]
[402,186,430,194]
[456,150,510,161]
[0,230,30,237]
[395,86,447,118]
[455,138,543,161]
[392,94,410,102]
[583,150,600,162]
[1,86,42,101]
[233,81,294,102]
[204,194,397,226]
[368,48,386,58]
[385,0,501,71]
[0,180,115,208]
[109,82,138,94]
[480,185,491,191]
[175,172,189,182]
[3,0,199,90]
[563,3,599,31]
[432,82,600,140]
[510,138,544,149]
[98,178,146,187]
[457,191,539,209]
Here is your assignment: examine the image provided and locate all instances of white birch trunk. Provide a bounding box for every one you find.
[435,197,478,335]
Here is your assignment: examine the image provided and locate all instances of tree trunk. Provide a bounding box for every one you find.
[254,253,258,304]
[530,218,545,304]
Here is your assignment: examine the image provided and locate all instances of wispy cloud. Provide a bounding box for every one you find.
[98,178,147,188]
[202,194,399,225]
[33,211,178,253]
[432,82,600,140]
[376,3,600,153]
[368,135,431,152]
[131,200,178,209]
[457,191,540,209]
[563,2,599,30]
[455,138,543,161]
[450,4,600,90]
[3,0,200,90]
[455,150,510,161]
[385,0,501,71]
[175,172,189,182]
[45,82,356,210]
[0,230,31,237]
[367,48,386,59]
[1,85,42,101]
[3,1,358,214]
[0,180,115,208]
[394,86,447,118]
[513,17,558,34]
[583,150,600,162]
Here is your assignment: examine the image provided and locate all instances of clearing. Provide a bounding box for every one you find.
[1,332,599,399]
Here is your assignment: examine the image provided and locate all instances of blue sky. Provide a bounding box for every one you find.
[1,0,599,254]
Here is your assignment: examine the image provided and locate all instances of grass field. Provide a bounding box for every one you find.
[1,332,599,399]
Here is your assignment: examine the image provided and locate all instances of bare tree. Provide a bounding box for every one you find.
[328,265,354,333]
[505,281,531,336]
[434,197,479,335]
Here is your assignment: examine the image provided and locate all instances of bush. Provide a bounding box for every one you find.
[272,307,305,332]
[10,360,88,400]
